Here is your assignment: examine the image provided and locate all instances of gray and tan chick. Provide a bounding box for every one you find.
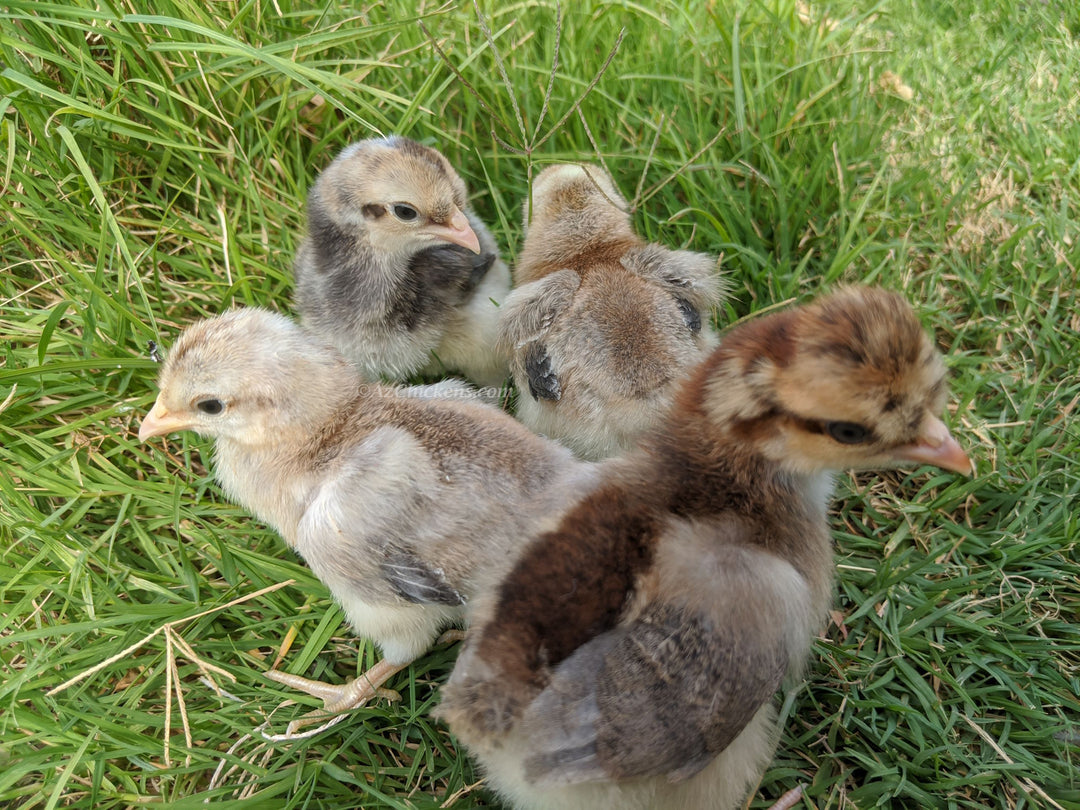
[439,286,972,810]
[294,136,510,387]
[138,308,593,733]
[498,164,725,460]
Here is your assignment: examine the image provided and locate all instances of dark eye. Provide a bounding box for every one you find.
[392,203,418,222]
[196,398,225,416]
[826,421,871,445]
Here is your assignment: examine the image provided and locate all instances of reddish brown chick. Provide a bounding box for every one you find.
[439,286,970,810]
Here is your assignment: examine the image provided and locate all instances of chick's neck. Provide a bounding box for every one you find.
[211,385,368,546]
[648,380,837,615]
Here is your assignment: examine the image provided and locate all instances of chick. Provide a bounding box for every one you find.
[294,136,511,387]
[138,308,593,732]
[439,286,971,810]
[498,164,725,460]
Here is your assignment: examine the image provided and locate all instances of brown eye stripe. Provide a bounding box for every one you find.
[787,412,876,444]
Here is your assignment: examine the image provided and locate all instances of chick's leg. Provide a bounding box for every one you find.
[269,658,406,711]
[265,658,406,737]
[263,633,465,738]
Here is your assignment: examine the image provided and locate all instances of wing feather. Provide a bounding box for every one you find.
[522,603,787,787]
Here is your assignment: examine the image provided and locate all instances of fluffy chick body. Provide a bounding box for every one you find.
[440,286,971,809]
[294,136,510,387]
[139,309,593,691]
[499,164,725,460]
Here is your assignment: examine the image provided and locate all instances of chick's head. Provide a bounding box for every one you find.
[524,163,629,239]
[702,286,971,476]
[139,309,354,447]
[312,136,481,260]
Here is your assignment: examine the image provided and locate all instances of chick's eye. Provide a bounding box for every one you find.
[392,203,418,222]
[196,398,225,416]
[826,421,871,445]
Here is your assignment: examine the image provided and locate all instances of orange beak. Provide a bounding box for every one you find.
[139,395,194,441]
[895,414,973,475]
[423,208,481,254]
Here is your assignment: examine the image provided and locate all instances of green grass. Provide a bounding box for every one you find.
[1,0,1077,807]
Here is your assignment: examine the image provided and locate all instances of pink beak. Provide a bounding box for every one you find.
[139,396,193,441]
[424,208,481,254]
[895,414,973,475]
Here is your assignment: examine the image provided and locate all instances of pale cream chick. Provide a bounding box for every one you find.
[139,308,595,732]
[294,136,510,387]
[499,164,726,460]
[439,286,971,810]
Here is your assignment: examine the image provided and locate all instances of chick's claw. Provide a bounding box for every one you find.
[436,628,467,646]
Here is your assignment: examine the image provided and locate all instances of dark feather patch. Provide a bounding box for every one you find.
[386,246,495,331]
[591,604,787,781]
[474,485,658,691]
[676,296,702,333]
[410,244,495,303]
[524,342,561,401]
[382,551,465,605]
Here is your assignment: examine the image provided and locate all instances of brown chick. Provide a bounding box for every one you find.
[439,286,972,810]
[138,308,594,733]
[294,136,510,387]
[498,164,725,460]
